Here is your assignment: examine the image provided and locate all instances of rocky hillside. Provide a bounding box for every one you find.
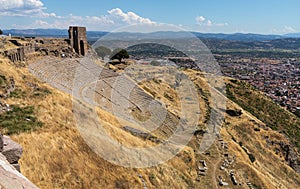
[0,41,299,189]
[0,134,38,189]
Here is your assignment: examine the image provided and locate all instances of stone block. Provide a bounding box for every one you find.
[2,135,23,164]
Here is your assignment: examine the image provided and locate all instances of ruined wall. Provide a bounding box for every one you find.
[2,47,25,62]
[0,26,88,62]
[23,43,35,54]
[0,39,35,63]
[68,26,88,56]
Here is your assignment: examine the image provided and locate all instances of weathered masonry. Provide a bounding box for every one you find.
[4,47,25,62]
[0,26,89,62]
[68,26,88,56]
[1,39,35,62]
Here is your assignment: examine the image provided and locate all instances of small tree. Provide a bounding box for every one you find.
[95,46,111,59]
[110,48,129,62]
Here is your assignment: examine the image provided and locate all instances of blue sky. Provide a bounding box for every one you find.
[0,0,299,34]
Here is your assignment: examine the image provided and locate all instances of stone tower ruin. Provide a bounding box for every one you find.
[68,26,88,56]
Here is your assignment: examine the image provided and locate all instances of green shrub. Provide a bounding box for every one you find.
[0,105,43,135]
[8,89,26,98]
[149,172,156,182]
[32,87,52,97]
[226,80,300,150]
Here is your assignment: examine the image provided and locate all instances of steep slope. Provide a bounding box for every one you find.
[0,53,299,189]
[225,78,300,151]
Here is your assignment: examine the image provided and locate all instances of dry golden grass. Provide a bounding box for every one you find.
[0,57,198,188]
[223,100,300,189]
[0,55,299,188]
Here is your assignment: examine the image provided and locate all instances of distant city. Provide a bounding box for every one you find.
[220,60,299,116]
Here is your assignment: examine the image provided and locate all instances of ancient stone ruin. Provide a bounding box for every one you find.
[68,26,88,56]
[0,26,88,63]
[3,47,25,62]
[1,38,35,63]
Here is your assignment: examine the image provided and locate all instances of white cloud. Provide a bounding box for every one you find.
[30,20,51,28]
[207,20,212,26]
[0,0,58,17]
[40,12,61,18]
[108,8,156,25]
[196,15,228,27]
[0,0,43,10]
[196,16,206,23]
[283,26,296,33]
[0,3,182,32]
[28,8,158,31]
[271,26,296,34]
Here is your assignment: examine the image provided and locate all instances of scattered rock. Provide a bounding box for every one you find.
[230,170,238,185]
[221,141,228,149]
[247,182,254,189]
[11,163,20,172]
[280,142,300,173]
[200,160,207,167]
[221,159,229,169]
[137,174,148,189]
[198,167,207,172]
[2,135,23,164]
[0,102,12,113]
[218,176,229,186]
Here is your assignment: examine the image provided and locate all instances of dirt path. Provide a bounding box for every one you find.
[204,142,222,189]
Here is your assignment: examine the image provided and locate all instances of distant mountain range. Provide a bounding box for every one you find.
[284,33,300,38]
[3,28,300,42]
[3,29,300,50]
[192,32,285,42]
[3,29,69,37]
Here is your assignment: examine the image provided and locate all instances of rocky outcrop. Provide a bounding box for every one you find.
[280,142,300,173]
[267,138,300,173]
[0,135,38,188]
[0,153,38,189]
[2,47,25,62]
[123,126,161,143]
[0,75,16,99]
[2,135,23,165]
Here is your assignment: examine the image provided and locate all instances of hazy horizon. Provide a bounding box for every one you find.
[2,28,300,36]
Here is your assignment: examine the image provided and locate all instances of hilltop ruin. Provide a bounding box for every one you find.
[68,26,88,56]
[0,26,89,63]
